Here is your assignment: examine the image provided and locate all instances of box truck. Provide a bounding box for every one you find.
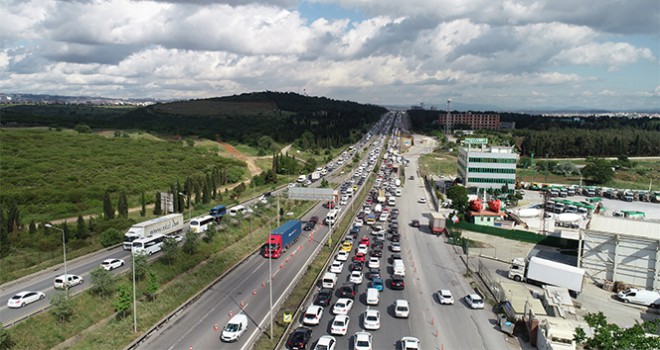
[429,212,446,235]
[262,220,302,258]
[508,256,585,295]
[123,213,184,250]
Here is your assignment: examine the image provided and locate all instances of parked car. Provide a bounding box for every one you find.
[100,258,125,271]
[464,294,485,309]
[286,327,313,350]
[418,197,427,204]
[6,291,45,308]
[410,219,420,228]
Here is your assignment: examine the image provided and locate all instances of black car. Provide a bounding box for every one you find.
[304,221,316,231]
[371,242,383,250]
[357,211,365,220]
[313,288,333,307]
[349,261,363,271]
[390,276,405,290]
[410,219,420,228]
[370,249,382,257]
[390,234,400,242]
[388,227,398,234]
[366,268,381,280]
[338,283,358,299]
[391,208,399,215]
[286,327,312,350]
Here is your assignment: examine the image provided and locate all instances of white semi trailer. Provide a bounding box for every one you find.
[508,256,585,295]
[123,213,184,250]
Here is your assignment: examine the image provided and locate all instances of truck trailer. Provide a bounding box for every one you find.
[262,220,302,259]
[123,213,184,250]
[508,256,585,295]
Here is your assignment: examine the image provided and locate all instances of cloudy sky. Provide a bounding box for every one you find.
[1,0,658,110]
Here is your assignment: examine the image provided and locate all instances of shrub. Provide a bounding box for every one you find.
[100,228,122,247]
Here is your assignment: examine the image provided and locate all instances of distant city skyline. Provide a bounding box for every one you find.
[0,0,658,111]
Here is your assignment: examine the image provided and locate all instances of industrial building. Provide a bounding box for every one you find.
[457,138,518,192]
[580,216,660,290]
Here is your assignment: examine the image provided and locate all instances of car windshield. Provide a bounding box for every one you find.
[224,323,239,332]
[317,346,329,350]
[357,340,370,346]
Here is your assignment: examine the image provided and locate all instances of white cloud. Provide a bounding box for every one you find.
[553,42,655,70]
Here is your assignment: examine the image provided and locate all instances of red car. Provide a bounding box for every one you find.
[353,253,366,262]
[360,237,370,246]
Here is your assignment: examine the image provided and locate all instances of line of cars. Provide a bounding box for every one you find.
[6,257,125,309]
[285,140,422,350]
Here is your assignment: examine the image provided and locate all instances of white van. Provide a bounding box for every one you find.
[54,274,84,289]
[617,288,660,308]
[325,209,339,225]
[297,175,307,183]
[322,272,338,288]
[346,187,354,198]
[221,314,248,342]
[393,260,405,276]
[229,205,246,217]
[366,288,380,305]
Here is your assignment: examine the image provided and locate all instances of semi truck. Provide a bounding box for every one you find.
[262,220,302,259]
[429,212,446,235]
[508,256,585,295]
[123,213,184,250]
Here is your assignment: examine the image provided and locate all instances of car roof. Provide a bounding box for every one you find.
[307,305,323,312]
[229,314,248,323]
[318,335,335,344]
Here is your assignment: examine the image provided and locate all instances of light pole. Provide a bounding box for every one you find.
[45,224,68,298]
[132,249,137,333]
[179,192,191,222]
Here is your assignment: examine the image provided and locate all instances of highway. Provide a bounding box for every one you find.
[134,115,395,349]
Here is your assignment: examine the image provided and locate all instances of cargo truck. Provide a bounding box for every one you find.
[262,220,302,258]
[429,212,446,235]
[508,256,585,295]
[310,171,321,182]
[123,213,184,250]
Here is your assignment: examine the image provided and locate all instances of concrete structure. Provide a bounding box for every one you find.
[467,209,506,227]
[580,216,660,290]
[439,112,500,130]
[457,139,518,192]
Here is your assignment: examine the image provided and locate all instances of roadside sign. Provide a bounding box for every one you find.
[288,187,334,201]
[160,192,174,213]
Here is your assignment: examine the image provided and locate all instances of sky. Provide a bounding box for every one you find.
[0,0,658,111]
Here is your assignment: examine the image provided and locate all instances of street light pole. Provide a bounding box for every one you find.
[132,250,137,333]
[45,224,68,298]
[270,195,278,341]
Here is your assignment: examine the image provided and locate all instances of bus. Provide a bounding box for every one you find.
[190,215,215,233]
[210,204,227,222]
[132,234,166,256]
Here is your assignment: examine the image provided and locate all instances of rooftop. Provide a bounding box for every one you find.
[586,215,660,240]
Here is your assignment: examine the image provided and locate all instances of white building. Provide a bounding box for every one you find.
[457,138,518,192]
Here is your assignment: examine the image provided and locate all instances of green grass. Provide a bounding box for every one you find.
[234,143,262,157]
[0,128,247,223]
[8,200,316,350]
[418,152,458,177]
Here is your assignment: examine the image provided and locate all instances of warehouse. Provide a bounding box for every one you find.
[580,216,660,290]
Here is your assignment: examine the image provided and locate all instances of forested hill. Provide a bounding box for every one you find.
[1,91,387,149]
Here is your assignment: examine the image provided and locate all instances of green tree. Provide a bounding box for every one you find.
[446,185,469,214]
[320,178,330,188]
[160,236,179,265]
[0,324,15,350]
[113,283,132,319]
[62,221,70,243]
[153,192,162,215]
[51,293,73,323]
[90,267,115,298]
[73,123,92,133]
[144,272,159,302]
[88,216,95,234]
[552,162,580,176]
[100,228,122,247]
[203,174,212,204]
[574,311,660,350]
[6,199,20,235]
[118,191,128,218]
[0,205,8,257]
[582,158,615,184]
[29,220,37,234]
[133,253,148,281]
[76,215,88,240]
[182,231,198,255]
[264,169,278,184]
[103,191,114,220]
[140,191,146,217]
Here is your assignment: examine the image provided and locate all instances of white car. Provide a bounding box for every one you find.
[363,207,371,214]
[303,305,324,326]
[330,260,344,274]
[314,335,337,350]
[354,219,363,228]
[401,336,421,350]
[394,299,410,318]
[418,197,427,204]
[353,331,373,350]
[221,314,248,342]
[100,258,125,271]
[371,226,385,235]
[330,315,350,336]
[465,294,485,309]
[367,257,380,269]
[438,289,454,305]
[333,298,354,315]
[390,242,401,252]
[357,244,368,255]
[363,309,380,330]
[336,251,349,262]
[7,291,45,308]
[53,274,83,289]
[349,270,363,284]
